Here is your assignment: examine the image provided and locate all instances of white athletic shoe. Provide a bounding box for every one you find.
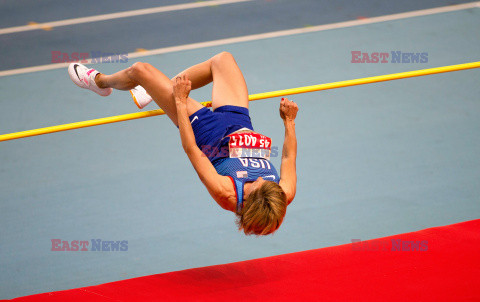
[130,85,153,109]
[68,63,112,97]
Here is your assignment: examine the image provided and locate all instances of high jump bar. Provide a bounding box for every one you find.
[1,61,479,142]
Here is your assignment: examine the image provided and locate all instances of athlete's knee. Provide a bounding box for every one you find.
[127,62,153,80]
[212,51,236,68]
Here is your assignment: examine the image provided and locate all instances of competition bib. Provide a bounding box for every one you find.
[228,132,271,160]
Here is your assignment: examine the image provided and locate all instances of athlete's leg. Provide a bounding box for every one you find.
[95,69,137,91]
[172,59,214,91]
[173,52,249,110]
[96,63,203,126]
[210,52,249,109]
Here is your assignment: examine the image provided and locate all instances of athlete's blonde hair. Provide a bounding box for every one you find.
[236,181,287,236]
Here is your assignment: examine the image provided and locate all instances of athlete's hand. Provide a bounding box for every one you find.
[173,74,192,106]
[279,98,298,122]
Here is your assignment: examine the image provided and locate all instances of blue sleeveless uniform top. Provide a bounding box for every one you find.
[188,105,280,213]
[213,157,280,213]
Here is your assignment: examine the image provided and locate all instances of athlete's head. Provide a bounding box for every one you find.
[236,177,287,236]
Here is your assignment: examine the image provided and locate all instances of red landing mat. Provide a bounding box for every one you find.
[6,219,480,302]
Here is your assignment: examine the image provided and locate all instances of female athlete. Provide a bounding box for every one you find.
[68,52,298,235]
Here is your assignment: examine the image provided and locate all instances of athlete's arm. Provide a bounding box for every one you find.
[278,98,298,205]
[173,75,236,212]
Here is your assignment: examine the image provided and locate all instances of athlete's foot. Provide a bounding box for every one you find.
[68,63,113,97]
[130,85,153,109]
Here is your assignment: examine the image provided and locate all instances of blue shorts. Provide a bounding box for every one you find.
[189,105,253,163]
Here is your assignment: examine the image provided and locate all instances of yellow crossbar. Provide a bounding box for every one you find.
[1,61,479,142]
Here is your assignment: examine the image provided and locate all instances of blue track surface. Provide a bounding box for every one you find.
[1,0,479,299]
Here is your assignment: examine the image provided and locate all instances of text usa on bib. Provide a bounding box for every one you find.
[228,132,271,160]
